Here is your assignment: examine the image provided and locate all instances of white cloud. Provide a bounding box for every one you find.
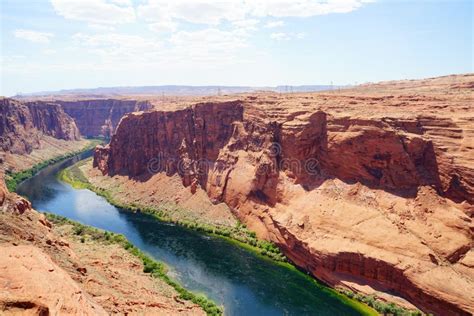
[42,49,57,55]
[70,27,250,66]
[296,32,306,39]
[149,21,178,33]
[88,23,116,31]
[270,32,290,41]
[138,0,248,25]
[264,20,284,28]
[170,28,248,60]
[14,29,54,43]
[50,0,135,25]
[232,19,260,28]
[137,0,369,26]
[251,0,368,18]
[109,0,132,5]
[270,32,305,41]
[72,32,162,63]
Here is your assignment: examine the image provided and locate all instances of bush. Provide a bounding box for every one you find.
[73,226,84,235]
[337,289,423,316]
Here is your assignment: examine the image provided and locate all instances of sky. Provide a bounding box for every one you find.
[1,0,472,96]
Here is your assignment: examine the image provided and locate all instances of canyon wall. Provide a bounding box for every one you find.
[93,75,474,315]
[58,99,153,137]
[0,98,80,155]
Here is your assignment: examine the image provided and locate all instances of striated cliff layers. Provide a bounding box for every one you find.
[0,98,80,155]
[93,75,474,315]
[58,99,153,137]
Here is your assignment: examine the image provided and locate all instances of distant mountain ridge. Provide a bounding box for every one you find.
[14,85,344,98]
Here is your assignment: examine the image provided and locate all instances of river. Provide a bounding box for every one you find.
[17,151,369,316]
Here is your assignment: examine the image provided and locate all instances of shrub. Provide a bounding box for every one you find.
[73,226,84,235]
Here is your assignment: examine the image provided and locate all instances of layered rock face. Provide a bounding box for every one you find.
[0,98,80,155]
[94,75,474,315]
[26,101,81,140]
[58,99,153,137]
[95,101,243,177]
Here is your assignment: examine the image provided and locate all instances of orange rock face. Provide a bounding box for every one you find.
[94,74,474,315]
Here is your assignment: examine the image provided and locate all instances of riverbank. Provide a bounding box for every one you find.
[5,139,101,192]
[60,158,425,316]
[45,213,222,315]
[0,194,208,315]
[60,158,292,263]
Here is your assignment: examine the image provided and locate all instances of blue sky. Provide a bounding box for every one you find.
[1,0,472,96]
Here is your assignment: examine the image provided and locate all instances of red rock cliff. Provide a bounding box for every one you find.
[0,98,80,155]
[93,75,474,315]
[58,99,153,137]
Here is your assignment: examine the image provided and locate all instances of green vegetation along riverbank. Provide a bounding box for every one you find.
[59,158,288,263]
[5,139,102,192]
[45,213,223,316]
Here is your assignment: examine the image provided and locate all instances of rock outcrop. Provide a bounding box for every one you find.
[0,98,80,155]
[94,74,474,315]
[0,245,108,315]
[58,99,153,137]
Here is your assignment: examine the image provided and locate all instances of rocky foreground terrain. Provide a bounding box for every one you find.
[0,172,204,315]
[92,74,474,315]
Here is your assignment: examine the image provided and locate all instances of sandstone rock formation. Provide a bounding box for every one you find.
[0,177,107,314]
[94,74,474,315]
[0,98,80,155]
[0,245,108,315]
[58,99,153,137]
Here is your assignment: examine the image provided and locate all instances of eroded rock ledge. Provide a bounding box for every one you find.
[94,75,474,315]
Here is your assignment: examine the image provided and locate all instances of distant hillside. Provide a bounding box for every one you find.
[14,85,343,98]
